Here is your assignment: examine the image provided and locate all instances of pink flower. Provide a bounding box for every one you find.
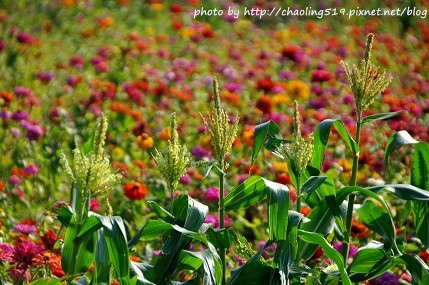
[0,243,14,262]
[311,69,332,82]
[205,187,220,203]
[90,199,100,211]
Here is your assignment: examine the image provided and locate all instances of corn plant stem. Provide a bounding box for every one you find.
[296,175,302,213]
[219,157,226,285]
[170,188,174,214]
[341,112,362,263]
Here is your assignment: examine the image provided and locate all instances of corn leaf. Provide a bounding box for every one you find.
[312,119,358,169]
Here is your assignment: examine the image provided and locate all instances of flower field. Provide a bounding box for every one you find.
[0,0,428,284]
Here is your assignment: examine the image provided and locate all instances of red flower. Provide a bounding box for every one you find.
[124,181,148,200]
[311,69,332,83]
[255,95,273,114]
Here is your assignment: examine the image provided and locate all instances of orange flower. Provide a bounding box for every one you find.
[350,219,371,239]
[136,133,154,149]
[158,128,171,141]
[98,16,115,29]
[0,91,13,104]
[124,181,148,200]
[0,179,4,192]
[242,128,254,147]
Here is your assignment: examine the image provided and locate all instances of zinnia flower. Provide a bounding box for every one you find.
[124,181,148,200]
[311,69,332,82]
[136,133,154,149]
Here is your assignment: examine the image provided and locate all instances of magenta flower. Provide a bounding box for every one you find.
[21,121,44,141]
[311,69,332,82]
[11,110,30,121]
[9,175,21,185]
[69,55,85,69]
[35,71,54,83]
[179,174,192,185]
[0,243,14,262]
[90,199,100,211]
[205,187,220,203]
[24,164,39,175]
[13,86,33,98]
[14,224,38,234]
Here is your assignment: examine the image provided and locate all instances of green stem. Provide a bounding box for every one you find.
[219,158,226,285]
[341,112,362,263]
[296,175,302,213]
[169,183,175,214]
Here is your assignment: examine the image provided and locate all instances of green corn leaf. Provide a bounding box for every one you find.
[75,215,102,243]
[409,142,429,247]
[147,195,209,285]
[61,215,79,275]
[361,111,402,124]
[411,142,429,190]
[298,230,352,285]
[251,120,284,166]
[384,130,419,167]
[367,184,429,201]
[204,164,226,178]
[146,201,175,223]
[227,244,273,285]
[348,241,396,282]
[56,205,73,226]
[266,179,290,241]
[304,171,335,209]
[297,199,335,260]
[137,219,173,242]
[224,176,267,211]
[301,176,327,195]
[74,234,95,274]
[312,119,358,169]
[178,249,222,285]
[206,227,232,250]
[357,200,396,250]
[94,228,111,285]
[400,254,429,285]
[99,216,131,285]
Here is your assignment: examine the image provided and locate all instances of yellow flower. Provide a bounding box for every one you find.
[151,3,164,12]
[111,147,125,160]
[272,94,291,105]
[285,80,310,100]
[137,133,154,149]
[272,161,288,173]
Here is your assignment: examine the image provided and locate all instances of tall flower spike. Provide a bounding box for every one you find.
[284,100,313,176]
[152,112,191,192]
[201,77,240,163]
[341,33,392,113]
[60,115,121,197]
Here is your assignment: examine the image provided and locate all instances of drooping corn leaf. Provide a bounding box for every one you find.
[367,184,429,201]
[357,200,396,250]
[348,241,396,282]
[251,120,285,165]
[312,119,358,170]
[384,130,419,167]
[146,201,175,224]
[298,230,351,285]
[400,254,429,285]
